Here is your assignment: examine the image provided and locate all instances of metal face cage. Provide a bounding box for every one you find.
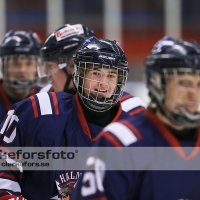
[74,61,128,112]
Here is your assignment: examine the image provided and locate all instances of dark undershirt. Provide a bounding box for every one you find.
[152,107,198,141]
[166,125,198,141]
[7,94,21,105]
[80,99,118,127]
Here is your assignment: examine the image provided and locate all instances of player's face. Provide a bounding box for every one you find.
[165,72,200,113]
[43,59,74,92]
[44,60,67,92]
[6,56,37,82]
[83,65,118,98]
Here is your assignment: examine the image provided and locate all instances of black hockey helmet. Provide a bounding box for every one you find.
[0,30,42,56]
[0,30,42,93]
[73,36,129,112]
[145,36,200,128]
[38,24,94,79]
[40,23,94,67]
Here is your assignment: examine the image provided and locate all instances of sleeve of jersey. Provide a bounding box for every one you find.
[0,92,60,198]
[0,105,27,197]
[72,122,142,200]
[120,92,146,116]
[0,194,26,200]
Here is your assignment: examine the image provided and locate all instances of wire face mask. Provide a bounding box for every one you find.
[149,68,200,128]
[167,69,200,126]
[73,36,129,112]
[2,55,39,93]
[0,30,42,94]
[74,62,128,112]
[145,36,200,128]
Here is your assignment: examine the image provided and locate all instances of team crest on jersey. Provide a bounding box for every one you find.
[55,171,82,199]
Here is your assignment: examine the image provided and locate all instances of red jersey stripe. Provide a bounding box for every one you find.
[0,172,16,181]
[50,92,59,115]
[93,197,108,200]
[102,131,123,149]
[120,93,132,102]
[120,120,142,140]
[146,110,200,160]
[0,85,11,110]
[29,96,39,118]
[129,107,145,116]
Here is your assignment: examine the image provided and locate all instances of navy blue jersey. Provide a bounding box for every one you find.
[0,81,41,124]
[40,85,146,116]
[72,110,200,200]
[0,92,130,199]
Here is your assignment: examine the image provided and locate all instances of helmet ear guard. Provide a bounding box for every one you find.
[146,36,200,128]
[73,36,129,112]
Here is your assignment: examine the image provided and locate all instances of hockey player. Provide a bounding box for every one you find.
[72,37,200,200]
[0,36,130,199]
[38,23,94,94]
[0,30,42,123]
[38,23,146,115]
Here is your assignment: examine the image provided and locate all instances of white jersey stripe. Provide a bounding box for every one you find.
[0,178,21,192]
[122,96,146,112]
[39,84,52,93]
[104,122,137,146]
[36,93,53,115]
[50,195,60,199]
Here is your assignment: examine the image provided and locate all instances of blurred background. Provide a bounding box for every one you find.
[0,0,200,105]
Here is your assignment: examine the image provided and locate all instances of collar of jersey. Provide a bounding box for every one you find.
[146,109,200,160]
[74,93,122,141]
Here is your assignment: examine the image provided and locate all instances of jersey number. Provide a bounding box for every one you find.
[81,157,106,197]
[0,110,19,143]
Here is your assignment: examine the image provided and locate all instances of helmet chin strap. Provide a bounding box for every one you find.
[62,67,77,95]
